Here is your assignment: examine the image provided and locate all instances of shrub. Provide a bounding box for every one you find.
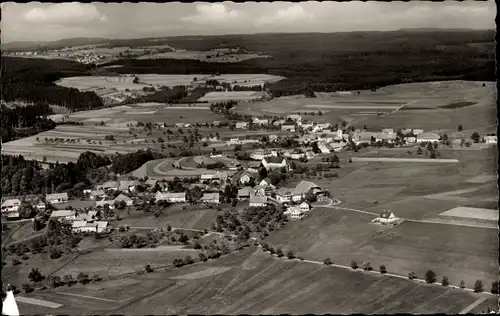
[474,280,484,293]
[350,260,358,270]
[408,272,417,280]
[22,284,34,293]
[193,242,202,250]
[92,274,102,282]
[425,270,437,284]
[173,258,184,267]
[198,253,207,262]
[184,255,194,265]
[363,261,372,271]
[28,268,44,283]
[441,276,450,286]
[269,247,275,255]
[48,276,61,288]
[379,265,387,274]
[62,274,74,286]
[118,226,126,232]
[145,264,153,273]
[459,280,466,289]
[323,258,333,266]
[49,248,62,260]
[77,272,90,284]
[298,256,304,261]
[261,243,269,251]
[287,250,295,259]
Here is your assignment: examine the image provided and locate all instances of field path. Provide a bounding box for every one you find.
[458,296,488,314]
[345,100,412,128]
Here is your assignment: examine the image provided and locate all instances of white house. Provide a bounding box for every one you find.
[284,149,306,160]
[290,207,304,220]
[201,192,220,204]
[412,129,424,135]
[484,135,497,144]
[114,194,134,206]
[417,132,440,143]
[240,172,256,185]
[249,195,268,207]
[72,220,108,233]
[329,142,345,153]
[156,192,186,203]
[259,178,275,188]
[1,199,21,213]
[252,118,269,125]
[50,210,76,222]
[262,157,288,171]
[299,202,311,212]
[381,128,394,134]
[372,210,399,225]
[318,142,331,154]
[406,136,417,143]
[34,200,46,211]
[46,193,68,204]
[235,122,249,129]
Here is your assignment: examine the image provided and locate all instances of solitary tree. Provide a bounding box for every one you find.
[350,260,358,270]
[459,280,466,289]
[441,276,450,286]
[474,280,484,293]
[28,268,44,283]
[379,265,387,274]
[471,132,481,143]
[425,270,437,283]
[408,272,417,280]
[457,124,463,132]
[363,261,373,271]
[145,264,153,273]
[491,281,499,294]
[323,258,333,266]
[276,248,284,258]
[287,250,295,259]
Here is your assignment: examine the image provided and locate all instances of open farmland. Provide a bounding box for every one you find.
[198,91,268,102]
[15,247,494,314]
[233,80,495,131]
[137,49,268,63]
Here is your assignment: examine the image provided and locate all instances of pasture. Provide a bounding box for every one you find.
[15,247,492,314]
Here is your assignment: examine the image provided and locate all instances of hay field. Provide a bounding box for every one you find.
[198,91,267,102]
[350,221,498,287]
[15,247,492,314]
[439,207,498,221]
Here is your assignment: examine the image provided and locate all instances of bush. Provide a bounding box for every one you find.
[28,268,44,283]
[119,226,126,232]
[323,258,333,266]
[474,280,484,293]
[425,270,437,284]
[379,265,387,274]
[441,276,450,286]
[77,272,90,284]
[363,261,372,271]
[145,264,153,273]
[269,247,275,255]
[287,250,295,259]
[459,280,466,289]
[198,253,208,262]
[350,260,358,270]
[408,272,417,280]
[62,274,74,286]
[173,258,184,267]
[49,248,62,259]
[184,255,194,265]
[48,276,61,288]
[261,243,269,251]
[297,256,304,261]
[193,242,202,250]
[22,283,34,293]
[92,274,102,282]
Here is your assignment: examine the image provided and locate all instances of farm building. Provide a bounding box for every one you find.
[372,210,399,225]
[259,177,275,188]
[287,114,302,122]
[76,210,99,222]
[299,202,311,212]
[201,192,220,204]
[72,220,109,233]
[249,195,268,207]
[284,206,304,220]
[406,136,417,143]
[7,212,20,221]
[412,129,424,135]
[89,189,106,200]
[114,194,134,206]
[119,180,138,192]
[417,132,440,143]
[34,200,46,211]
[262,156,288,171]
[98,181,119,191]
[236,122,249,129]
[284,149,306,160]
[145,179,158,188]
[156,192,186,203]
[281,123,296,132]
[292,181,321,202]
[329,143,346,152]
[1,199,21,213]
[252,118,269,125]
[46,193,68,204]
[247,161,263,172]
[250,149,277,161]
[96,200,116,209]
[276,187,293,204]
[238,187,253,200]
[50,210,76,222]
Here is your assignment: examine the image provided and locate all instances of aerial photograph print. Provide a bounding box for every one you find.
[1,1,498,315]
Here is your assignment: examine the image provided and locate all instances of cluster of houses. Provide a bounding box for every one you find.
[49,209,109,233]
